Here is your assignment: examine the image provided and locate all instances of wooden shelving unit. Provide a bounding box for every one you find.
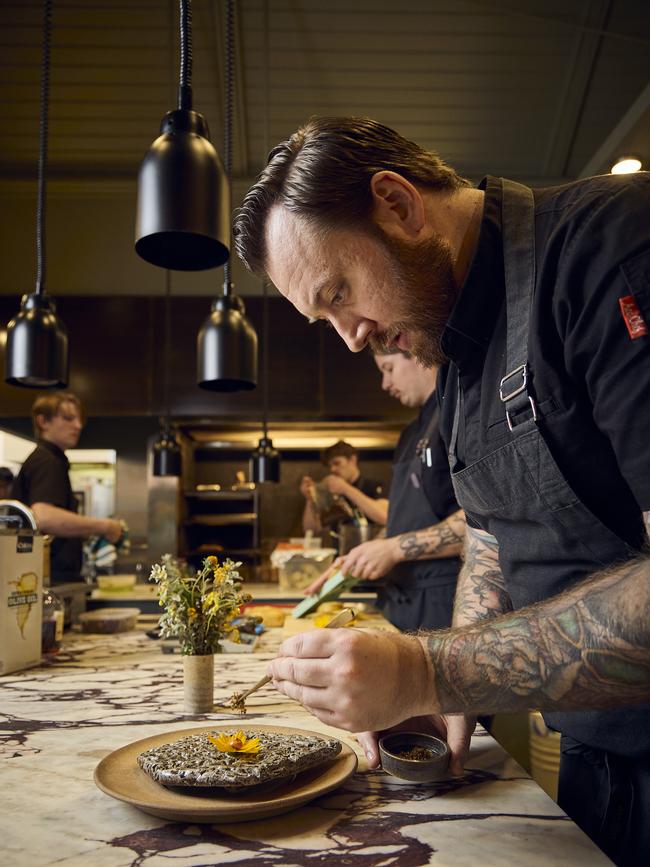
[180,488,261,576]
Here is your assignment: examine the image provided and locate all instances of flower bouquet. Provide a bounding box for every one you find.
[150,555,253,713]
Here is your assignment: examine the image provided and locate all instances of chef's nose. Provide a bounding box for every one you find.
[330,313,373,353]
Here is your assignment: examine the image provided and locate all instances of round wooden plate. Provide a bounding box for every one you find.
[94,724,358,823]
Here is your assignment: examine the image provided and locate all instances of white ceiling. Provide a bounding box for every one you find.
[0,0,648,296]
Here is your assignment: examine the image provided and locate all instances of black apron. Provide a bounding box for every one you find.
[378,403,458,631]
[447,179,650,865]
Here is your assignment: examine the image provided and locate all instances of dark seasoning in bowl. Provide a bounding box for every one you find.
[379,731,450,783]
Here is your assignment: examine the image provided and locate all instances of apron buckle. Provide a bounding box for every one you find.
[499,363,529,402]
[501,363,538,430]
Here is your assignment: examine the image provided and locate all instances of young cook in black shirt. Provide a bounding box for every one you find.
[235,117,650,866]
[12,393,124,584]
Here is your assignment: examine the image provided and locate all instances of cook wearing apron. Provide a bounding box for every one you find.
[377,391,461,632]
[439,174,650,866]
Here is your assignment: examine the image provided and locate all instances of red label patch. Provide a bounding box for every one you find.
[619,295,648,340]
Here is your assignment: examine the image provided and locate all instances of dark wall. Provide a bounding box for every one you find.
[0,295,412,423]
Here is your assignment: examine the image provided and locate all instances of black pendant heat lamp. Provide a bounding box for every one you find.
[250,280,280,483]
[197,0,257,391]
[4,0,68,389]
[152,272,181,477]
[152,420,182,477]
[135,0,229,270]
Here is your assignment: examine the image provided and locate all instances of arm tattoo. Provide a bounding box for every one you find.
[453,528,512,626]
[398,510,465,561]
[428,556,650,715]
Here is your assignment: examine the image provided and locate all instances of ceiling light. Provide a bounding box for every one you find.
[135,0,229,270]
[4,0,68,389]
[197,0,257,391]
[611,156,643,175]
[152,422,182,477]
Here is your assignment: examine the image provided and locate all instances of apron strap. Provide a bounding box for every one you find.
[415,403,441,468]
[499,178,538,432]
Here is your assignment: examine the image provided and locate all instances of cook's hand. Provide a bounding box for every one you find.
[357,713,476,777]
[302,557,344,596]
[103,518,124,544]
[322,474,350,496]
[337,537,400,581]
[267,629,434,732]
[300,475,316,499]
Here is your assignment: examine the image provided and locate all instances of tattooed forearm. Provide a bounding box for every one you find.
[453,527,512,626]
[397,509,465,561]
[427,556,650,715]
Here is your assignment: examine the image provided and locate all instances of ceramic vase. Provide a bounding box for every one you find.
[183,653,214,714]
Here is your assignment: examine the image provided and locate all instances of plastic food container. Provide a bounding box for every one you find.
[270,546,337,590]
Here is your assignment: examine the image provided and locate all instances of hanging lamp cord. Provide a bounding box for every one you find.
[163,270,172,428]
[223,0,234,294]
[35,0,52,297]
[261,0,270,437]
[178,0,193,110]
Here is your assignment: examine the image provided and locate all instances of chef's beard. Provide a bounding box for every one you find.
[367,229,458,367]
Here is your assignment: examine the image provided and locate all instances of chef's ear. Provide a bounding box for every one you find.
[370,171,425,239]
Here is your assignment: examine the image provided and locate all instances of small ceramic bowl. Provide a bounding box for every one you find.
[379,731,450,783]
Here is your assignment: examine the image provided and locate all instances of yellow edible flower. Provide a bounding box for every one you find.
[187,607,197,621]
[208,731,262,754]
[206,556,218,566]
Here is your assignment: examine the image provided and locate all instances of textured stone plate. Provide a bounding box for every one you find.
[138,729,341,789]
[94,725,358,823]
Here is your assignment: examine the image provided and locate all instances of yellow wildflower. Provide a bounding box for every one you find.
[208,731,261,754]
[212,565,229,585]
[206,556,219,566]
[187,607,197,621]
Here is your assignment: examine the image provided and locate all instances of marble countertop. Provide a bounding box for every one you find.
[0,627,612,867]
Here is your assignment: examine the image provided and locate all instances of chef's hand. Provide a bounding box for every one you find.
[357,713,476,777]
[322,474,351,496]
[300,475,316,500]
[103,518,124,545]
[337,537,401,581]
[267,628,435,732]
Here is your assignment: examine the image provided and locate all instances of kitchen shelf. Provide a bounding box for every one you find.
[185,513,257,526]
[185,491,255,501]
[188,546,261,557]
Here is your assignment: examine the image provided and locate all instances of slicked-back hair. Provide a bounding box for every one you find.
[233,116,469,276]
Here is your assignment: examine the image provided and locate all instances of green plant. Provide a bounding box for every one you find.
[150,555,252,655]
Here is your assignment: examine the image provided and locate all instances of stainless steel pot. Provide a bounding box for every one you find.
[334,522,381,556]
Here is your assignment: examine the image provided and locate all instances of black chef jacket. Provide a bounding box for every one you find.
[439,173,650,553]
[438,172,650,737]
[12,440,83,583]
